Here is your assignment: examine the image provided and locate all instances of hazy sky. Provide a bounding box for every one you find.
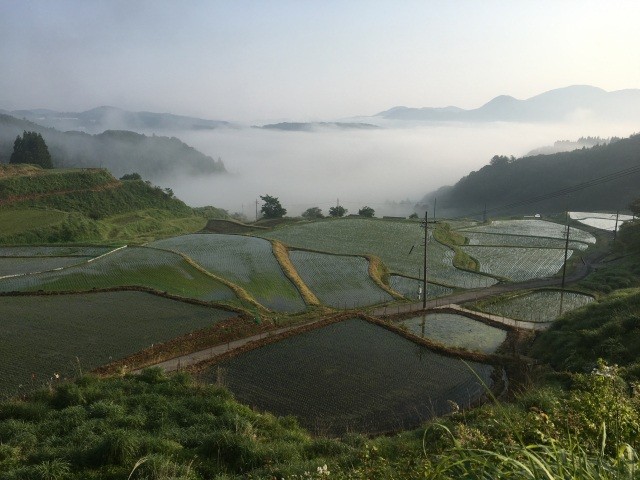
[1,0,639,122]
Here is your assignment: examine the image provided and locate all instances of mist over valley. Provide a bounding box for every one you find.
[6,85,640,218]
[165,118,639,218]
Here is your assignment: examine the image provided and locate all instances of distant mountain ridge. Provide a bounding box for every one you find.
[376,85,640,123]
[8,85,640,129]
[0,106,233,134]
[256,122,381,131]
[422,133,640,217]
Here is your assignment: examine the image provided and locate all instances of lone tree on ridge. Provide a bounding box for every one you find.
[358,206,375,217]
[328,205,347,217]
[10,131,53,169]
[302,207,324,219]
[260,194,287,218]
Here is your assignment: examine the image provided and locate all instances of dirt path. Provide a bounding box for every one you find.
[434,304,551,331]
[133,323,306,373]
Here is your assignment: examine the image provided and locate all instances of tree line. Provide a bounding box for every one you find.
[260,195,375,219]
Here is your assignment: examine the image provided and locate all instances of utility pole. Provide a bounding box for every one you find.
[422,210,428,310]
[559,212,570,316]
[433,198,437,223]
[255,199,258,221]
[613,210,620,243]
[418,210,429,337]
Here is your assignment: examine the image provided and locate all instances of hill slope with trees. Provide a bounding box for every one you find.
[0,114,225,181]
[422,133,640,218]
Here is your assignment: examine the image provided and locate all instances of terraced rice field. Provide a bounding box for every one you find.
[475,290,595,322]
[460,219,596,244]
[0,292,235,395]
[289,251,393,308]
[0,246,236,302]
[0,257,86,277]
[204,318,494,435]
[445,220,478,230]
[389,275,454,300]
[462,246,571,281]
[399,313,507,354]
[150,234,306,312]
[0,246,116,277]
[260,218,496,288]
[462,231,589,251]
[569,211,635,231]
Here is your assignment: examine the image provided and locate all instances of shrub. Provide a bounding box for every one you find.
[93,429,142,466]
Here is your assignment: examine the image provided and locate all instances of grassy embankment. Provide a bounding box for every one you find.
[0,165,219,244]
[271,240,322,308]
[433,222,480,272]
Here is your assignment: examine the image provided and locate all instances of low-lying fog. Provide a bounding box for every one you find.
[163,121,638,218]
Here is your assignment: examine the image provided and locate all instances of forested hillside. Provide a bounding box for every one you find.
[423,133,640,217]
[0,114,225,180]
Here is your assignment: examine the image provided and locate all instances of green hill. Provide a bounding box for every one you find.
[0,114,225,180]
[423,133,640,218]
[0,165,219,243]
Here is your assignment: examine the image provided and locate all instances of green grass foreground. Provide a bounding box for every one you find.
[0,366,639,479]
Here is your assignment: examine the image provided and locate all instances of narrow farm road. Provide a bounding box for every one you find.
[133,323,306,373]
[432,304,550,331]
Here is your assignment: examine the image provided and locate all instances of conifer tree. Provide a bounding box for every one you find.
[10,131,53,168]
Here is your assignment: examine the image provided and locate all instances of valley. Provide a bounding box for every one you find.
[0,140,639,479]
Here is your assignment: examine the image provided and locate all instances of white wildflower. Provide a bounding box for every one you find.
[316,464,330,476]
